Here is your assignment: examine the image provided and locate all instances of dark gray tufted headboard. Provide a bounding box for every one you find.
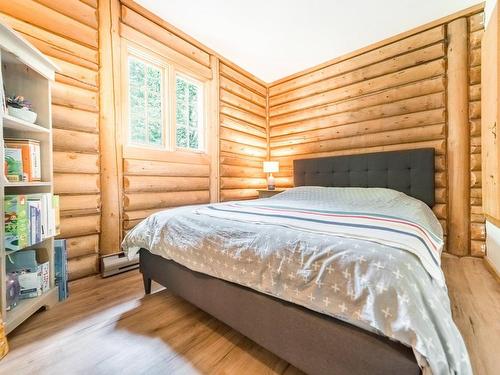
[293,148,435,206]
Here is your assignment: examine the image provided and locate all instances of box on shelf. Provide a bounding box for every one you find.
[5,272,21,310]
[4,138,41,181]
[4,147,23,182]
[4,194,29,251]
[54,239,68,301]
[6,248,50,299]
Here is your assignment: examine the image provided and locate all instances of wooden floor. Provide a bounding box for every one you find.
[1,256,499,375]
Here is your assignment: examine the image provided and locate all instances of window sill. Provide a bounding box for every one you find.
[123,145,209,164]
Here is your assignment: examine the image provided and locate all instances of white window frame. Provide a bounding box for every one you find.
[123,45,169,150]
[121,40,209,160]
[173,72,205,152]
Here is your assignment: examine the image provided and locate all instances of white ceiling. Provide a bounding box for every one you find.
[136,0,482,83]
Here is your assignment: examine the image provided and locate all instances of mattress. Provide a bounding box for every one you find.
[122,186,472,375]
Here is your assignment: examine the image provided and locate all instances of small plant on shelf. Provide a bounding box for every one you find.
[6,95,37,123]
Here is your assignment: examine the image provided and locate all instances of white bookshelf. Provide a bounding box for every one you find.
[0,23,59,334]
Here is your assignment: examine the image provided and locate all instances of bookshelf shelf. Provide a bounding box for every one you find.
[2,114,50,134]
[5,181,52,188]
[0,23,59,334]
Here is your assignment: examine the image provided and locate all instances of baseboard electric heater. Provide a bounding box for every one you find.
[101,252,139,277]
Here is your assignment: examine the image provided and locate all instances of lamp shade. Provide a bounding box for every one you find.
[263,161,279,173]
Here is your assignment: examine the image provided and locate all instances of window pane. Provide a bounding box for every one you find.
[176,77,187,127]
[128,55,164,147]
[188,83,199,128]
[176,75,203,150]
[188,129,199,149]
[176,126,187,148]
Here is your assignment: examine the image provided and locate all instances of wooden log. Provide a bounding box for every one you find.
[435,172,447,188]
[0,1,98,48]
[270,108,445,148]
[468,12,484,32]
[270,59,445,117]
[432,204,447,220]
[470,136,482,154]
[220,140,267,158]
[52,57,98,89]
[220,89,266,117]
[51,81,99,112]
[470,66,481,84]
[220,127,267,148]
[123,208,167,221]
[435,188,446,203]
[469,101,481,119]
[66,234,99,259]
[221,104,266,128]
[469,47,481,67]
[19,31,98,71]
[68,254,99,281]
[469,29,483,49]
[471,223,486,241]
[35,0,97,28]
[470,118,481,136]
[220,164,265,178]
[269,26,445,97]
[270,43,445,106]
[59,215,100,238]
[54,173,100,194]
[219,154,263,168]
[121,5,210,66]
[271,93,445,138]
[53,151,99,174]
[471,170,482,187]
[124,190,210,211]
[123,176,209,193]
[53,128,99,153]
[52,105,98,133]
[270,76,445,127]
[220,115,267,138]
[220,63,266,96]
[446,18,471,256]
[469,84,481,101]
[220,189,259,202]
[59,194,100,212]
[271,123,445,157]
[220,177,267,189]
[470,240,486,257]
[435,155,445,171]
[470,154,482,171]
[0,12,98,63]
[219,76,266,107]
[275,176,294,188]
[124,159,209,177]
[123,219,141,230]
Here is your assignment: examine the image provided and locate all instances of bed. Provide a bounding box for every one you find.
[123,149,472,375]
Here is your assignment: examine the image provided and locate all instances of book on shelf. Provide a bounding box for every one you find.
[4,193,60,251]
[4,147,23,182]
[4,138,41,182]
[6,248,50,300]
[54,239,68,301]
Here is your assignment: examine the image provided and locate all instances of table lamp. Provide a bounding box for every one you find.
[263,161,279,190]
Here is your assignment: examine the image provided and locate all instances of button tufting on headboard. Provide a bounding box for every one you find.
[293,149,435,206]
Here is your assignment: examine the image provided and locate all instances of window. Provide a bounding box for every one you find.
[127,56,165,147]
[175,74,204,151]
[124,44,207,154]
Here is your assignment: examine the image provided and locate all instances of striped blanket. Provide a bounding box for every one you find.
[195,201,445,287]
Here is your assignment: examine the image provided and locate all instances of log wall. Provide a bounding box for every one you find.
[267,10,485,256]
[468,13,486,256]
[0,0,101,279]
[219,61,268,201]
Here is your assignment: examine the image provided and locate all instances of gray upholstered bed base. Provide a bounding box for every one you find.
[140,249,420,375]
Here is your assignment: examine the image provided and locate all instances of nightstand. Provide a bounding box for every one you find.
[257,189,285,198]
